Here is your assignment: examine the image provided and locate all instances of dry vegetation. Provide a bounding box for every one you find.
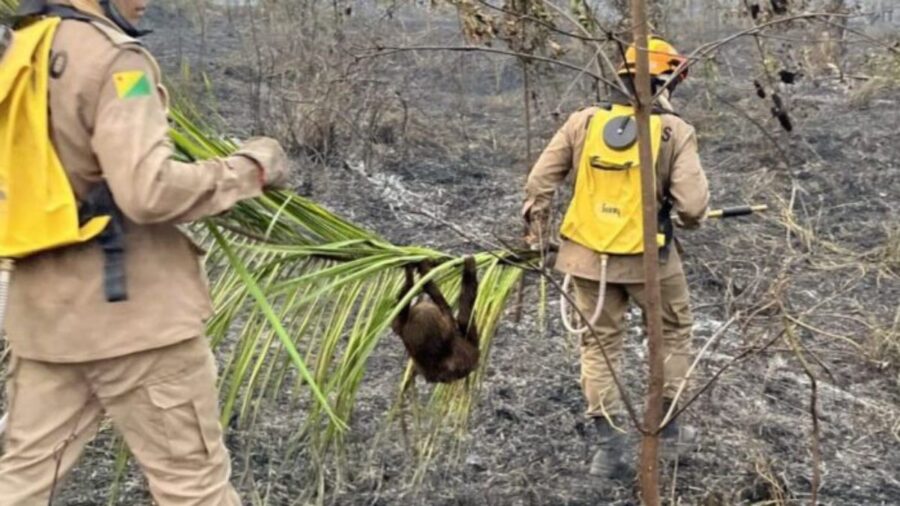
[9,0,897,503]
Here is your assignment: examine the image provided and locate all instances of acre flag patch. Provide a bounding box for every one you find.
[112,71,152,99]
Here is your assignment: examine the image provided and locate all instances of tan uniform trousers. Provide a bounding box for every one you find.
[573,273,693,419]
[0,338,240,506]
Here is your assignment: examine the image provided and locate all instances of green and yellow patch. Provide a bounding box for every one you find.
[112,70,152,99]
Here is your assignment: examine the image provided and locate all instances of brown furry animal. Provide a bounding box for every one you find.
[392,257,479,383]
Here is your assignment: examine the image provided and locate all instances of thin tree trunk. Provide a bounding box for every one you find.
[523,60,533,170]
[513,59,533,324]
[248,1,263,133]
[630,0,665,503]
[826,0,848,77]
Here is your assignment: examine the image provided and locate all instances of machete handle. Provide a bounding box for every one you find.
[706,204,768,219]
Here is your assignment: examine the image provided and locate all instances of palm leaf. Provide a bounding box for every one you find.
[169,108,528,461]
[0,0,14,17]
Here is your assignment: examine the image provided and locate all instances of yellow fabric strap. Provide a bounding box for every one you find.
[0,18,109,258]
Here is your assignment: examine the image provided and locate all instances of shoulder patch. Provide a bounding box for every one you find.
[113,71,152,99]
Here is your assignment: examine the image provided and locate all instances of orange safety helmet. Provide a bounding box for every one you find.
[618,36,688,84]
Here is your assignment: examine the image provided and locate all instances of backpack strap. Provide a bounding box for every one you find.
[41,4,92,22]
[657,198,674,262]
[88,19,163,87]
[78,185,127,302]
[14,1,92,25]
[15,0,149,36]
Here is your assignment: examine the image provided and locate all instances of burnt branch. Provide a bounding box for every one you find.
[358,45,625,92]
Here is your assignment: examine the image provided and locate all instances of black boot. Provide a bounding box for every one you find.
[660,398,697,460]
[589,416,630,479]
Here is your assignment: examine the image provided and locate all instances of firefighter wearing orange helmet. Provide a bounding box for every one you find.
[618,36,690,85]
[523,36,708,479]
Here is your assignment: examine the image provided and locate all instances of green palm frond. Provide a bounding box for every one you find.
[169,109,528,458]
[0,0,15,18]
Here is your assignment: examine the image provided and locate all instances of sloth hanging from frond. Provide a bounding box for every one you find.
[392,257,480,383]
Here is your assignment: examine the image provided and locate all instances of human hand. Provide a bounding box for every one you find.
[234,137,290,189]
[522,215,557,268]
[672,212,702,230]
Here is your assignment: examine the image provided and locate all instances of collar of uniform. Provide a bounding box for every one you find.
[54,0,104,18]
[608,88,678,116]
[656,93,676,114]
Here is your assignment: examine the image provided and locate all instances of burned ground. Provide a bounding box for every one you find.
[42,2,900,504]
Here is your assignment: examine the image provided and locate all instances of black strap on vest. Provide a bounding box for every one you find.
[43,4,91,22]
[658,198,674,262]
[78,185,128,303]
[14,0,131,302]
[15,0,90,24]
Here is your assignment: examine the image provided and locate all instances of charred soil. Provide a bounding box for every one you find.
[39,2,900,505]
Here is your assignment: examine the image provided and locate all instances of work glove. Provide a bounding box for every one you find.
[523,208,549,249]
[672,211,703,230]
[523,209,557,268]
[233,137,291,190]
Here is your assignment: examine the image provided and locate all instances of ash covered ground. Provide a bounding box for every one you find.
[44,2,900,504]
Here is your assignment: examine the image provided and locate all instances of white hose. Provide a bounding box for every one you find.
[0,260,12,332]
[0,258,13,436]
[560,254,608,335]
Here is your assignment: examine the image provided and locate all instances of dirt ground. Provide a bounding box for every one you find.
[43,2,900,505]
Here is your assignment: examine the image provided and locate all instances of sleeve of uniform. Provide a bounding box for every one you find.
[91,48,265,225]
[522,114,578,220]
[668,124,710,227]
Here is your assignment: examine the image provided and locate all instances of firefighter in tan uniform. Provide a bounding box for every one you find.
[523,38,710,478]
[0,0,289,503]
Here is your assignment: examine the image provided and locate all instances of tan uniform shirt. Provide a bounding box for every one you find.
[7,18,265,362]
[523,98,710,283]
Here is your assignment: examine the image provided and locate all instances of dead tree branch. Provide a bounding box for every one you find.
[653,12,857,100]
[711,92,792,166]
[784,319,823,506]
[358,45,625,91]
[403,206,647,432]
